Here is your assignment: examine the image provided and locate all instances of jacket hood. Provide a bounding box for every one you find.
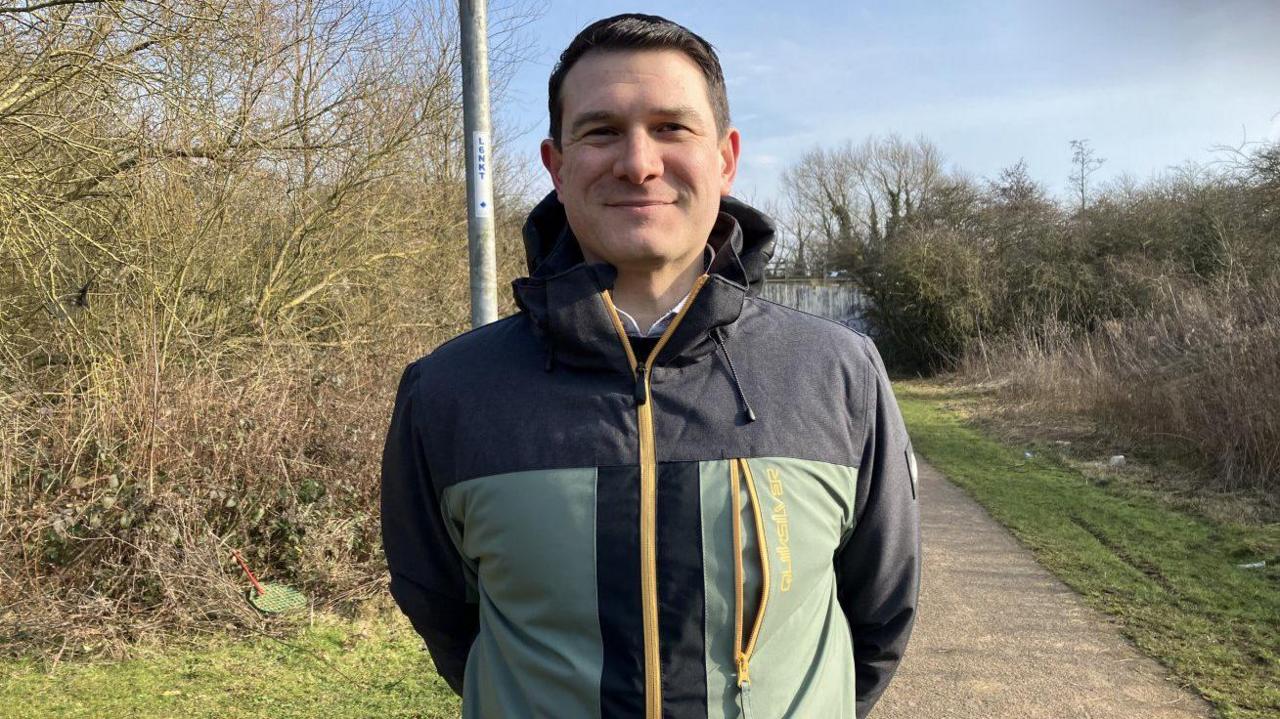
[511,191,776,373]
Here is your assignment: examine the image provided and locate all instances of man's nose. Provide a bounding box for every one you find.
[613,130,663,184]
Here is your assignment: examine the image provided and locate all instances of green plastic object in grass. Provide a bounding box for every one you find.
[246,583,307,614]
[231,549,307,614]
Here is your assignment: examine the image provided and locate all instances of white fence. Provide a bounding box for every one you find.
[759,278,872,332]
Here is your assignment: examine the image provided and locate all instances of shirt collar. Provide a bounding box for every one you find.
[616,245,714,338]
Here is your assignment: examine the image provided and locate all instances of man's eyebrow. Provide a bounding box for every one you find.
[568,111,618,135]
[568,105,704,135]
[651,105,701,121]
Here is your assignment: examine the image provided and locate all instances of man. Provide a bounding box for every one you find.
[381,13,920,719]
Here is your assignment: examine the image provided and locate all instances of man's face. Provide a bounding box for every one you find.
[541,49,740,274]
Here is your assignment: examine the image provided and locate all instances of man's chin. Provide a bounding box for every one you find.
[607,236,681,265]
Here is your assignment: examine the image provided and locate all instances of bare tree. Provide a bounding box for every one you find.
[761,193,822,278]
[1068,138,1105,212]
[778,134,944,275]
[780,144,863,273]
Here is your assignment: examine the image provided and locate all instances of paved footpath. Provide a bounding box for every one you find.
[872,459,1216,719]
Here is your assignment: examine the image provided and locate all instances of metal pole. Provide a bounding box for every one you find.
[460,0,498,327]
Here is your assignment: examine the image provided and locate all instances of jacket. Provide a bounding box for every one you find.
[380,191,921,719]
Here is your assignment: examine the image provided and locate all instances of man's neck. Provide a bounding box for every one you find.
[606,250,706,335]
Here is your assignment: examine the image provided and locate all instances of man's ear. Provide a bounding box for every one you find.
[718,128,741,196]
[540,138,564,195]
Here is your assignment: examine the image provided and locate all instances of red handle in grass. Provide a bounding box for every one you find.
[231,549,266,596]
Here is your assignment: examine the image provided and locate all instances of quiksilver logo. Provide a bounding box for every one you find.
[766,467,793,592]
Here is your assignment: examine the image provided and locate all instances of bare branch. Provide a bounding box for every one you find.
[0,0,103,15]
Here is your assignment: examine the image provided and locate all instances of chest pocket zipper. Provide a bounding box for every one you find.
[731,457,770,719]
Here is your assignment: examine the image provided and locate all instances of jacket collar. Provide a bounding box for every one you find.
[511,191,776,374]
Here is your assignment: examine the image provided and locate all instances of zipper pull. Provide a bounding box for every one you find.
[736,656,755,719]
[633,365,647,406]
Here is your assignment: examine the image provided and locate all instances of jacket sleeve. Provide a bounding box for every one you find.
[380,359,479,696]
[834,335,922,718]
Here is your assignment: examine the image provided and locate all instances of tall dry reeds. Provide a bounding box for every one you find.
[963,276,1280,500]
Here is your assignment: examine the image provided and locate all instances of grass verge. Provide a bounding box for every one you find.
[0,605,460,719]
[896,380,1279,719]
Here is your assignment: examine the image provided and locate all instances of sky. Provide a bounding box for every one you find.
[492,0,1280,205]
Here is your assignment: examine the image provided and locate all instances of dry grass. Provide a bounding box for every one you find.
[958,276,1280,522]
[0,238,529,661]
[2,330,421,661]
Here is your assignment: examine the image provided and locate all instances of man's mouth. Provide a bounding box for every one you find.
[606,200,674,208]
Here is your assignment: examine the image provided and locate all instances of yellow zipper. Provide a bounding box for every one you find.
[601,274,710,719]
[731,457,771,689]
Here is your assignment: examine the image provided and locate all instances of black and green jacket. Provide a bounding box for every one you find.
[381,192,921,719]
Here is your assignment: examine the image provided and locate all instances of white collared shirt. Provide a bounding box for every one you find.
[615,245,715,338]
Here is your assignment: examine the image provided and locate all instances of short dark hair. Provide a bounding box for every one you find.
[547,13,730,149]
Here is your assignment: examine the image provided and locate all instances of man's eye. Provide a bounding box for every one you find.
[658,123,688,133]
[584,127,615,137]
